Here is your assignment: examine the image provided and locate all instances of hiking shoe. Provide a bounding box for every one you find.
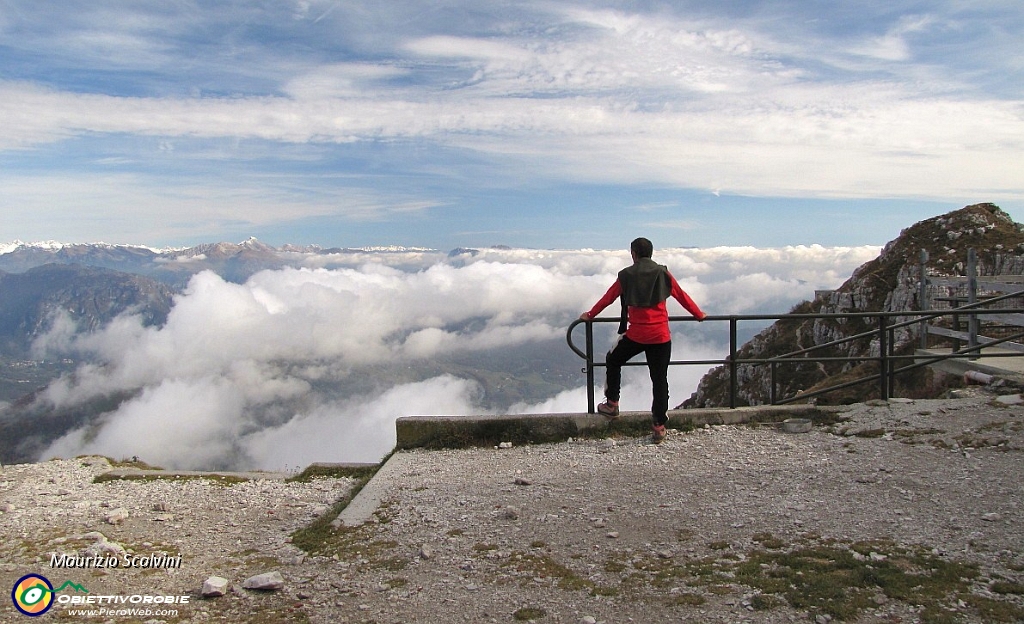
[651,424,667,444]
[597,400,619,420]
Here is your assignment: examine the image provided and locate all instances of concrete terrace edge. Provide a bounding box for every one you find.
[395,404,843,451]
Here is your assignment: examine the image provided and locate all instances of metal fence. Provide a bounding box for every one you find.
[566,296,1024,413]
[919,248,1024,354]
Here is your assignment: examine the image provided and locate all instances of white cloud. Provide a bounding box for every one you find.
[848,15,936,62]
[244,375,482,468]
[283,63,411,100]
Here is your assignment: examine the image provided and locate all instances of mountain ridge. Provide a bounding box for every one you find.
[683,202,1024,408]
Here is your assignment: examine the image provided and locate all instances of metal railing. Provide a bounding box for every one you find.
[567,295,1024,413]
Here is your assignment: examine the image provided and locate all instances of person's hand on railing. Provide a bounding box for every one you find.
[579,312,593,321]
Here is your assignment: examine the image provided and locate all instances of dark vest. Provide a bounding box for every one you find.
[618,258,672,306]
[615,258,672,333]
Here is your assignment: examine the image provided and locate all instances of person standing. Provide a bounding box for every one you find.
[579,237,706,443]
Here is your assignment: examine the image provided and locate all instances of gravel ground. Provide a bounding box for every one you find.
[2,395,1023,624]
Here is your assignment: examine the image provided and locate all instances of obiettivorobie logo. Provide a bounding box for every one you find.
[10,574,189,618]
[10,574,87,617]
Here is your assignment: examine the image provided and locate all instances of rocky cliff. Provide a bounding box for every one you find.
[684,203,1024,407]
[0,263,173,358]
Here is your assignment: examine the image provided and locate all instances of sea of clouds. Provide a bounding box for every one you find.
[34,245,878,470]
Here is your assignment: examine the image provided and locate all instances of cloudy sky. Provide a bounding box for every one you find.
[2,1,1022,250]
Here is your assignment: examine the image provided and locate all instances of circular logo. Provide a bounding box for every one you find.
[11,574,54,617]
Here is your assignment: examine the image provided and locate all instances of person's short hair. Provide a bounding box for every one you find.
[631,237,654,258]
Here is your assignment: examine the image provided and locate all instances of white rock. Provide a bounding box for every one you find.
[242,571,285,591]
[995,394,1023,405]
[202,576,230,598]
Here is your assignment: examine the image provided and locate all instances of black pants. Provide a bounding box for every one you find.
[604,336,672,426]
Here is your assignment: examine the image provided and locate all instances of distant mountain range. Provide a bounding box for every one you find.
[0,238,440,288]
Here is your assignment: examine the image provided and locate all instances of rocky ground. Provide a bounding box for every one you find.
[2,394,1024,624]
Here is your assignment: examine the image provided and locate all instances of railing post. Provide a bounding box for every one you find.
[968,248,979,359]
[919,249,929,349]
[889,324,897,397]
[770,361,777,405]
[878,314,889,400]
[585,321,596,414]
[729,317,738,409]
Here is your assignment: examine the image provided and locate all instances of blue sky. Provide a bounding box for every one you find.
[1,0,1022,250]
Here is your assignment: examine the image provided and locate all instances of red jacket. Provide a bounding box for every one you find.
[586,271,705,344]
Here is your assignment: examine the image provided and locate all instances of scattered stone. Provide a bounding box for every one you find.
[202,576,230,598]
[81,533,127,558]
[498,442,513,449]
[419,545,435,560]
[503,506,520,520]
[513,477,533,486]
[782,418,812,433]
[104,507,130,525]
[79,456,110,468]
[982,513,1003,522]
[995,394,1023,406]
[242,571,285,591]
